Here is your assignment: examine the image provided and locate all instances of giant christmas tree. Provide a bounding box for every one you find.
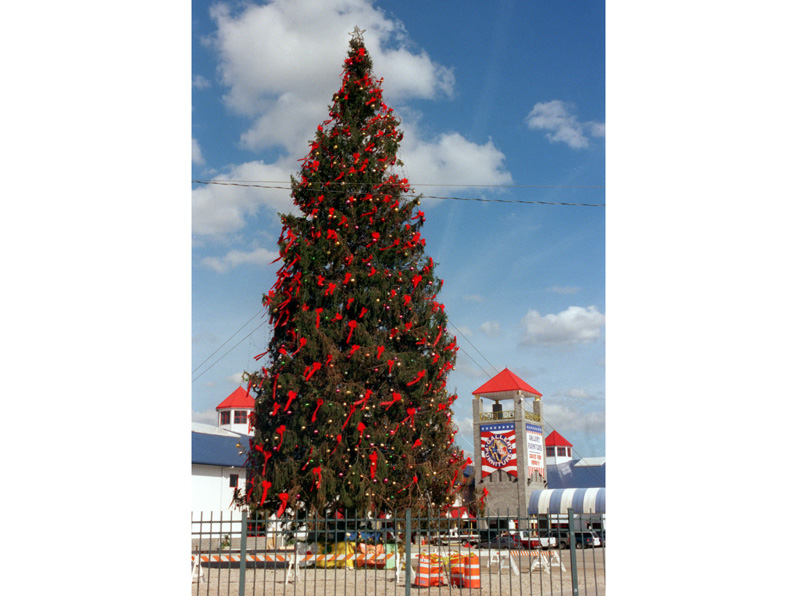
[244,30,468,517]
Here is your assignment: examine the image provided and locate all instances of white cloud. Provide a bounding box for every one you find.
[192,408,218,425]
[525,100,605,149]
[463,294,486,303]
[399,131,512,192]
[193,74,211,90]
[202,247,280,273]
[520,305,605,346]
[192,138,205,165]
[192,160,298,236]
[543,403,605,436]
[479,321,501,337]
[210,0,454,155]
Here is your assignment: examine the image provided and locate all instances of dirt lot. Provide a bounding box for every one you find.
[191,549,605,596]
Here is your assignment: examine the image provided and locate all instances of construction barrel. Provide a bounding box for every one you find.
[450,553,481,588]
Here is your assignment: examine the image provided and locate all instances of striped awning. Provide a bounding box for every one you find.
[528,488,606,515]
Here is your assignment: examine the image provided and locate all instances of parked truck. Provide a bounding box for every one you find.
[432,528,479,547]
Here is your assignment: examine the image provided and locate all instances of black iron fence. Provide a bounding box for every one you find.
[191,509,605,596]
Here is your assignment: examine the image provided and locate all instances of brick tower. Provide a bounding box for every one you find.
[472,369,546,521]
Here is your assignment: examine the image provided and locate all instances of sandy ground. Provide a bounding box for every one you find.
[190,550,606,596]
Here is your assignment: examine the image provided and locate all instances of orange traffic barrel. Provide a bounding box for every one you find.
[450,553,481,588]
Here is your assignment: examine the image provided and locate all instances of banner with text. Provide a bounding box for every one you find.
[526,423,544,480]
[480,423,517,478]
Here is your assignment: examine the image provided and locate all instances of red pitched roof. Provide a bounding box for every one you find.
[216,386,255,411]
[471,368,542,397]
[545,430,573,447]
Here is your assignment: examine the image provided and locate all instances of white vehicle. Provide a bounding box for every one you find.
[433,528,479,546]
[511,530,557,549]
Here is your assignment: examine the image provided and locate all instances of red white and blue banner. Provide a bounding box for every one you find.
[526,423,544,480]
[480,423,517,478]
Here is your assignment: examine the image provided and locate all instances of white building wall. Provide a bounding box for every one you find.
[192,463,247,516]
[218,409,254,436]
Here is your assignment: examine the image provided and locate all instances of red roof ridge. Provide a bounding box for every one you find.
[216,386,255,410]
[471,368,542,397]
[545,430,573,447]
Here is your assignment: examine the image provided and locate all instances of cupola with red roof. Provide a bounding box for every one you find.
[215,386,255,435]
[545,430,573,464]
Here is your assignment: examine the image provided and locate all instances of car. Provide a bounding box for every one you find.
[477,534,521,550]
[572,531,601,549]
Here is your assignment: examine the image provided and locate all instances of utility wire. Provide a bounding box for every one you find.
[192,308,264,374]
[192,318,270,383]
[191,179,605,208]
[447,322,501,376]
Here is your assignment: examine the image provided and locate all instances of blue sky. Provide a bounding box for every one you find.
[191,0,606,458]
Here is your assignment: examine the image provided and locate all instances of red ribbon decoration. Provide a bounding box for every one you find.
[270,402,281,416]
[261,451,272,476]
[301,447,314,471]
[292,338,307,356]
[369,451,378,479]
[331,434,342,454]
[284,390,297,412]
[356,422,366,447]
[397,475,418,493]
[276,425,286,450]
[376,346,385,359]
[348,344,360,357]
[480,487,489,507]
[342,404,356,429]
[312,466,322,490]
[346,320,357,344]
[406,370,426,386]
[432,326,443,347]
[304,362,322,381]
[401,407,417,428]
[260,481,272,506]
[412,439,422,449]
[311,398,324,422]
[276,493,289,517]
[379,391,402,410]
[315,307,323,328]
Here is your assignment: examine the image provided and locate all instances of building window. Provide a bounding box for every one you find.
[557,447,566,457]
[546,447,555,457]
[234,410,248,424]
[220,411,230,425]
[230,474,239,488]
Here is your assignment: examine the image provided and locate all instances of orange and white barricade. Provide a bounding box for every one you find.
[450,553,481,588]
[413,554,447,587]
[356,543,386,568]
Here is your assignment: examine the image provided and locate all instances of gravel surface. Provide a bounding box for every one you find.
[191,548,606,596]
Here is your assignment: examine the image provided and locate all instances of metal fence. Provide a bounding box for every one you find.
[191,508,605,596]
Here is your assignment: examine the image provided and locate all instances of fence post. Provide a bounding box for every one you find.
[567,507,579,596]
[239,510,248,596]
[405,508,412,596]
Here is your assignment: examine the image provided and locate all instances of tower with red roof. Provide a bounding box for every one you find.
[472,368,547,519]
[215,386,255,436]
[545,429,573,465]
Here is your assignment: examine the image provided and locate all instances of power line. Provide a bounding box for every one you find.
[192,318,270,383]
[192,308,264,374]
[447,322,500,376]
[191,179,605,208]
